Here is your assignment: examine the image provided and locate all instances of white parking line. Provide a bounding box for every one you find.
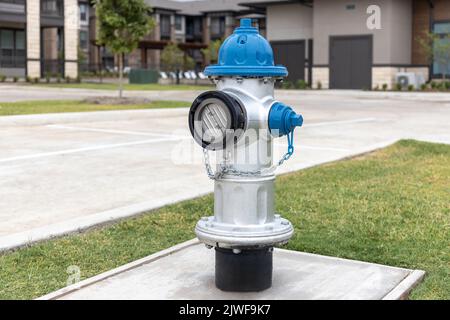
[304,118,376,128]
[47,124,188,139]
[0,137,183,163]
[1,118,374,164]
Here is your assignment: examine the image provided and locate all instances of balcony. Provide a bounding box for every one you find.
[41,0,63,18]
[0,0,25,18]
[41,0,64,27]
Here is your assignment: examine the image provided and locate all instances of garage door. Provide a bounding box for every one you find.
[330,35,372,89]
[271,41,305,83]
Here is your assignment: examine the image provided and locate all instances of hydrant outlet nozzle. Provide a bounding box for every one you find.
[268,102,303,137]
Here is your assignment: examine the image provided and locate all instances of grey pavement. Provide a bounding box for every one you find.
[0,86,449,251]
[39,239,425,300]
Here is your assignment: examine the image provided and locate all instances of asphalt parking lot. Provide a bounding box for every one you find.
[1,87,449,251]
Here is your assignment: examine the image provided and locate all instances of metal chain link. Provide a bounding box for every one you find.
[203,130,296,180]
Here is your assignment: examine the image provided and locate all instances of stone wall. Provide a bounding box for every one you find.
[312,67,329,89]
[372,67,429,90]
[64,0,79,78]
[26,0,40,78]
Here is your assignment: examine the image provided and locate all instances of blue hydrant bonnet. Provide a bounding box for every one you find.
[204,18,288,78]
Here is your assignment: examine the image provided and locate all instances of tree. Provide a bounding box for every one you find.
[201,39,223,65]
[161,43,194,84]
[417,31,450,81]
[95,0,154,98]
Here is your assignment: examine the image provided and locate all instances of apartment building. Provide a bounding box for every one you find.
[89,0,267,72]
[0,0,87,79]
[251,0,450,89]
[3,0,447,88]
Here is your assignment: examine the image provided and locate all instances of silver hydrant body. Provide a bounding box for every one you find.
[189,19,303,291]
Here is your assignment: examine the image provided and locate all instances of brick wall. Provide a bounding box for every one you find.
[412,0,450,65]
[434,0,450,21]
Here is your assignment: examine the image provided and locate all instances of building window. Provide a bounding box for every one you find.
[175,15,182,32]
[0,29,25,68]
[186,16,202,42]
[210,17,225,40]
[160,14,171,40]
[432,22,450,78]
[41,0,63,17]
[79,30,88,49]
[79,3,88,22]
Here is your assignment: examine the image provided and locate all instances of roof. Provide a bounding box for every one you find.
[145,0,287,15]
[240,0,312,9]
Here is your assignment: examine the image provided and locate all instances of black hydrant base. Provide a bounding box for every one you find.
[215,247,273,292]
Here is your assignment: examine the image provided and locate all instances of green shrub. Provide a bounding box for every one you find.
[295,79,308,90]
[382,83,388,91]
[430,81,438,89]
[26,76,32,83]
[317,81,322,90]
[0,74,6,82]
[76,75,82,83]
[13,76,18,83]
[282,81,293,89]
[420,83,427,91]
[394,83,402,91]
[407,84,414,91]
[45,73,51,83]
[437,81,448,91]
[444,81,450,90]
[33,77,39,84]
[65,76,71,84]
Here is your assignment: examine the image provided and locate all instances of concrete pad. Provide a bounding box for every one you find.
[39,239,425,300]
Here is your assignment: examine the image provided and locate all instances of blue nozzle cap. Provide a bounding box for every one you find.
[268,102,303,137]
[204,19,288,77]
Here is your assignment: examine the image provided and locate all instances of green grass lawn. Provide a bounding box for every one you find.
[0,100,189,116]
[32,82,212,91]
[0,140,448,300]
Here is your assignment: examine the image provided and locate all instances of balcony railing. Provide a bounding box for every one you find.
[41,59,64,76]
[0,55,25,68]
[41,0,63,17]
[0,0,25,4]
[0,0,25,14]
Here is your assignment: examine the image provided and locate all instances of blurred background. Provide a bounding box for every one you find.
[0,0,449,89]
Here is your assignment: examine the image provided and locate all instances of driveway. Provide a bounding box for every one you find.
[0,87,449,251]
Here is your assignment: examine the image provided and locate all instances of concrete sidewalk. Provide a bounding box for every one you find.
[38,239,425,300]
[0,89,449,252]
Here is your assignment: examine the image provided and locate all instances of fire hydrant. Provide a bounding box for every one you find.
[188,18,303,292]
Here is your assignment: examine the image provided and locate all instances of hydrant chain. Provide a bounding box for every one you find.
[202,130,298,180]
